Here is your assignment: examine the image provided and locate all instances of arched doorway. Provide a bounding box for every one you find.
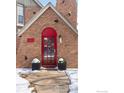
[41,27,57,68]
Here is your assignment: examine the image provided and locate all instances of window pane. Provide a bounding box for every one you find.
[18,15,24,24]
[17,4,24,25]
[17,5,23,16]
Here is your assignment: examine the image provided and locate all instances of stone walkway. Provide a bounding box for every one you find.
[20,70,70,93]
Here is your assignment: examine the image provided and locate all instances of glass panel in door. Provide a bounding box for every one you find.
[43,37,55,65]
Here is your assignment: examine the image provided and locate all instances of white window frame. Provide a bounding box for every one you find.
[17,4,24,26]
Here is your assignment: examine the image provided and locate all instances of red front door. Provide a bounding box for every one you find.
[41,27,57,68]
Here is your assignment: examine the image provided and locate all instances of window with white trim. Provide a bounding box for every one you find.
[17,4,24,26]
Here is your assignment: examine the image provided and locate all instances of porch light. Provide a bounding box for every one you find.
[59,35,62,44]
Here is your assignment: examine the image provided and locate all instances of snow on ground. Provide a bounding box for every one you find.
[16,68,32,93]
[66,69,78,93]
[16,74,31,93]
[16,68,32,74]
[16,68,78,93]
[16,73,30,93]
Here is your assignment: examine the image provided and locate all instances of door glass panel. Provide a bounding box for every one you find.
[44,47,47,56]
[44,47,47,63]
[44,56,47,63]
[44,38,48,47]
[43,37,55,64]
[47,37,54,46]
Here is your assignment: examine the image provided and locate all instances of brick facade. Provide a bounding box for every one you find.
[16,7,78,68]
[24,5,41,23]
[56,0,77,28]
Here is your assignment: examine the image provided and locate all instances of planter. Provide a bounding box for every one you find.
[32,58,40,70]
[32,63,40,70]
[58,58,66,70]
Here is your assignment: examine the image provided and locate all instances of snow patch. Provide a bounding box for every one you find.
[16,74,31,93]
[16,68,32,93]
[66,69,78,93]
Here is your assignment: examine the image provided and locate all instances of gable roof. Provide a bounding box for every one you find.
[17,3,78,36]
[34,0,44,7]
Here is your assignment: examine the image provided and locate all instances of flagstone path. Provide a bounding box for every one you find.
[21,70,70,93]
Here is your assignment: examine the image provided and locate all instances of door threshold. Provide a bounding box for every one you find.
[40,66,58,70]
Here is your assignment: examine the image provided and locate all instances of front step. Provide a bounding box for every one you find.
[40,66,58,70]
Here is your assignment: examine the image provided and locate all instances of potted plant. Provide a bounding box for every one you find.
[58,58,66,70]
[32,58,40,70]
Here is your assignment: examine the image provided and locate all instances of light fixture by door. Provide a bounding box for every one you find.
[59,35,62,44]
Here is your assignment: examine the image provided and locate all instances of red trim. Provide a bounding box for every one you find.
[41,27,57,68]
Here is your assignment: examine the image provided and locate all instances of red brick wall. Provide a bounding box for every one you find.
[24,5,41,23]
[56,0,77,28]
[16,7,78,68]
[16,37,21,54]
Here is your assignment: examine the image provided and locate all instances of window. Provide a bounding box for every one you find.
[17,4,24,26]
